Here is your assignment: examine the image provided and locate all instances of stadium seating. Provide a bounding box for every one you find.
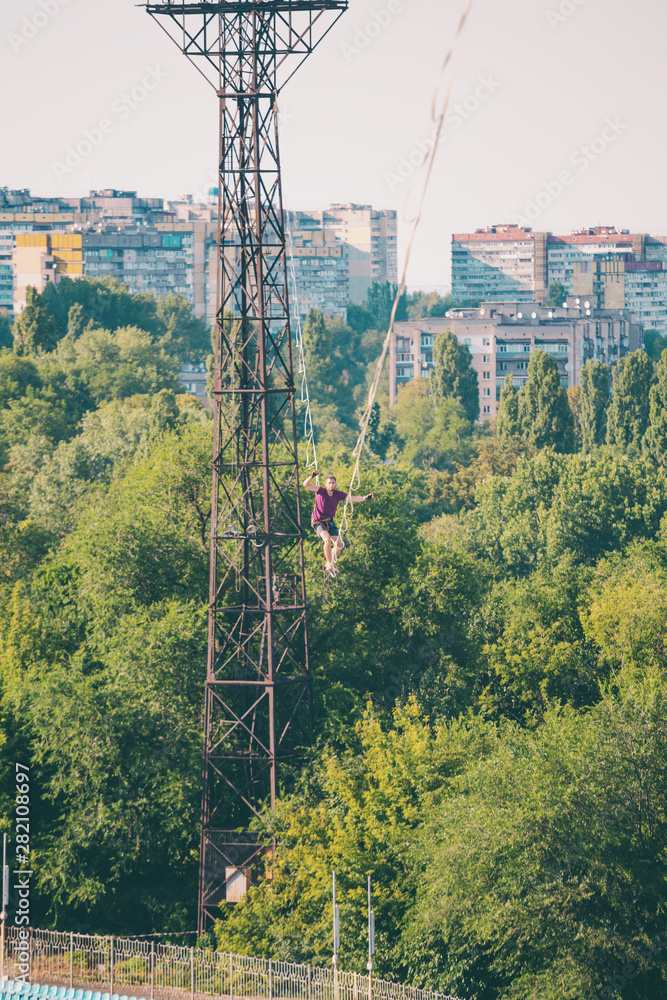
[0,986,149,1000]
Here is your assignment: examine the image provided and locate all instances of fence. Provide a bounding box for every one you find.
[3,929,466,1000]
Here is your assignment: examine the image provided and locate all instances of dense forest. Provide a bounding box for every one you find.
[2,277,667,1000]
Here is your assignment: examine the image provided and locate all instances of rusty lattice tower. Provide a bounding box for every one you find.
[144,0,347,932]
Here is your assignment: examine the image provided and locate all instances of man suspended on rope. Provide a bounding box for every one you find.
[303,471,374,577]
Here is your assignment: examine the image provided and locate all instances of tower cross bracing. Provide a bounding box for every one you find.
[145,0,347,932]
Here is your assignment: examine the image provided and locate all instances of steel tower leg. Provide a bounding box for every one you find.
[144,1,348,934]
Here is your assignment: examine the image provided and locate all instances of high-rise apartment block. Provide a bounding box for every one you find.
[452,225,667,334]
[1,188,218,324]
[390,298,641,421]
[0,191,397,332]
[286,204,398,321]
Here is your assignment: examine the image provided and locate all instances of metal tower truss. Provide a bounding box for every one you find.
[144,0,347,933]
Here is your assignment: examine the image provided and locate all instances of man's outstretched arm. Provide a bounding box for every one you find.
[303,471,320,493]
[346,492,374,503]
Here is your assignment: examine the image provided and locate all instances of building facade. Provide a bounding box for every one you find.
[1,190,396,331]
[286,204,398,319]
[0,231,14,315]
[390,298,641,421]
[452,225,667,334]
[1,188,218,324]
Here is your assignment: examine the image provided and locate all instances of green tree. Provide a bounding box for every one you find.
[643,329,667,363]
[481,560,598,724]
[467,451,667,574]
[302,309,336,394]
[496,374,519,437]
[581,541,667,673]
[545,280,567,307]
[156,293,211,362]
[410,679,667,1000]
[346,302,376,335]
[392,381,474,469]
[215,702,493,974]
[40,276,161,343]
[0,423,214,930]
[0,313,12,350]
[643,349,667,465]
[55,324,180,404]
[430,330,479,423]
[13,286,59,354]
[579,359,609,452]
[364,281,407,331]
[0,351,41,408]
[66,302,87,339]
[566,385,582,448]
[518,350,574,453]
[0,385,79,450]
[367,400,395,460]
[606,349,655,451]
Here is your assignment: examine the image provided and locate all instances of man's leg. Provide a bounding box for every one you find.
[320,530,334,571]
[330,533,344,572]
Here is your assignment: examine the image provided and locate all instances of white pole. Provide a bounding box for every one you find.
[1,833,7,986]
[332,871,339,1000]
[367,877,374,1000]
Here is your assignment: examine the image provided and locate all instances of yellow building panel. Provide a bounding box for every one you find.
[58,263,84,275]
[53,250,83,263]
[16,234,49,248]
[35,214,75,223]
[51,234,82,249]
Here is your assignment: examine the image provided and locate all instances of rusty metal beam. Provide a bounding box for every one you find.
[144,0,347,934]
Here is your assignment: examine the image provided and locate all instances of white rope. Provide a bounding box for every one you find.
[285,207,320,487]
[334,0,475,561]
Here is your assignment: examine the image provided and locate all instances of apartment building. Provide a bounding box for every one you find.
[287,204,398,313]
[286,218,349,321]
[13,233,84,313]
[2,191,397,331]
[452,225,667,334]
[0,232,13,315]
[390,298,641,421]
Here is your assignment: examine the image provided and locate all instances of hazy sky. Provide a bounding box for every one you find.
[1,0,666,290]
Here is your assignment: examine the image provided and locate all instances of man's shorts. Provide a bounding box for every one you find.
[313,518,339,538]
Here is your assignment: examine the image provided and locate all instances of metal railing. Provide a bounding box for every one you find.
[4,929,467,1000]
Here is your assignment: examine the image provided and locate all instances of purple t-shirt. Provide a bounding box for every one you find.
[312,487,347,523]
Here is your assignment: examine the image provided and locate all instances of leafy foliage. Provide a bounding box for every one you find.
[430,331,479,423]
[496,374,520,438]
[606,349,655,452]
[580,359,609,452]
[517,350,575,453]
[4,277,667,1000]
[545,279,567,307]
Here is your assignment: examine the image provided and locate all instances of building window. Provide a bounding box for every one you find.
[482,387,491,397]
[483,371,490,380]
[483,405,491,414]
[483,337,491,346]
[483,354,490,363]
